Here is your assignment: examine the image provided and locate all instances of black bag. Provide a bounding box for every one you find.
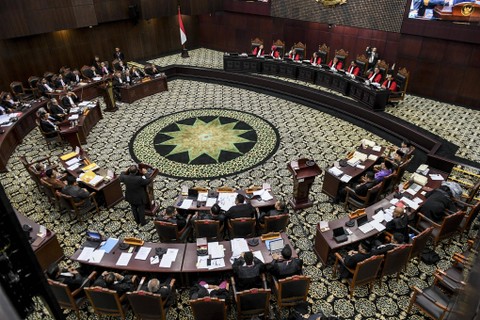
[421,249,440,264]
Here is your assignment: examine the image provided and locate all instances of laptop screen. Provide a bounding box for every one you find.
[269,238,284,252]
[188,188,199,199]
[333,227,345,237]
[357,215,368,227]
[86,230,101,240]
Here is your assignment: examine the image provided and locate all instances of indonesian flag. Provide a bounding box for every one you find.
[178,7,187,45]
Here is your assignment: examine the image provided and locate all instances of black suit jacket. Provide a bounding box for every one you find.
[119,173,151,205]
[269,258,303,279]
[49,104,67,118]
[112,76,124,88]
[226,203,256,219]
[62,96,77,109]
[232,257,264,291]
[40,119,57,136]
[83,69,95,79]
[419,189,456,223]
[113,52,125,61]
[65,72,81,84]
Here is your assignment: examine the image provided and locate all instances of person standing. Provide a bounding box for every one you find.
[120,165,152,226]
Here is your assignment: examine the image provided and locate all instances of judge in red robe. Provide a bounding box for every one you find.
[270,46,280,59]
[382,73,397,91]
[328,57,343,70]
[310,52,322,65]
[288,49,300,61]
[346,61,360,76]
[367,67,382,83]
[252,45,264,57]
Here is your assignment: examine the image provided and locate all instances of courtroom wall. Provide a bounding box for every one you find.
[271,0,408,33]
[0,16,198,91]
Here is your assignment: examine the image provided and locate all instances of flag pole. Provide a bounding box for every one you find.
[178,6,190,58]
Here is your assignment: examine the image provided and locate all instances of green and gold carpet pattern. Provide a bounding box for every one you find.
[0,48,477,319]
[130,109,279,179]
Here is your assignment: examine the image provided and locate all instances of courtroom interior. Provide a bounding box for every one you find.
[0,0,480,320]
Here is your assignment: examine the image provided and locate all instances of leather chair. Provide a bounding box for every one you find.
[84,286,130,319]
[388,67,410,104]
[258,214,289,234]
[35,118,63,150]
[190,296,227,320]
[80,65,92,79]
[461,181,480,204]
[379,244,412,285]
[291,42,306,60]
[56,190,99,222]
[250,37,264,54]
[272,275,311,313]
[333,253,384,298]
[194,219,223,241]
[417,210,466,247]
[355,54,369,76]
[228,217,256,238]
[392,157,413,188]
[40,179,60,210]
[27,76,41,98]
[272,39,286,58]
[318,43,330,65]
[47,271,97,319]
[154,216,192,243]
[408,226,434,262]
[344,182,383,210]
[455,200,480,240]
[9,81,35,102]
[19,155,55,194]
[334,48,349,67]
[231,275,270,320]
[127,287,174,320]
[43,71,55,83]
[377,172,397,198]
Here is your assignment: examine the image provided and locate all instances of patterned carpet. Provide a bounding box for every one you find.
[1,48,478,319]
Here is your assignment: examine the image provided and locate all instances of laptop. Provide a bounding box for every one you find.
[332,227,348,243]
[84,230,103,248]
[187,188,199,199]
[356,215,369,227]
[268,238,284,255]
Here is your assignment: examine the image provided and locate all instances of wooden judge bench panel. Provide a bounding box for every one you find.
[119,76,168,104]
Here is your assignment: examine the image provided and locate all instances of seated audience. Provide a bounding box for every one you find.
[226,194,256,220]
[34,163,47,178]
[140,277,174,306]
[43,168,65,190]
[310,52,322,65]
[232,251,264,291]
[55,74,68,89]
[145,63,160,76]
[92,55,102,72]
[193,203,226,222]
[62,175,92,206]
[115,60,128,73]
[419,185,457,223]
[338,241,372,279]
[99,62,110,76]
[65,69,82,85]
[328,57,343,71]
[367,67,382,84]
[47,263,90,292]
[93,271,136,295]
[382,72,397,91]
[374,160,393,182]
[156,206,187,230]
[61,91,78,109]
[252,44,264,57]
[385,206,409,238]
[346,61,360,76]
[38,78,55,96]
[372,232,405,255]
[190,279,229,300]
[268,244,303,279]
[2,93,19,111]
[288,48,301,61]
[39,112,59,137]
[48,98,68,121]
[130,66,145,79]
[83,66,99,79]
[123,69,132,85]
[335,171,378,204]
[258,200,288,222]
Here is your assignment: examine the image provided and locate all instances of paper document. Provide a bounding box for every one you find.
[372,146,382,152]
[370,220,386,232]
[231,238,249,256]
[116,252,133,266]
[208,242,225,259]
[367,154,378,161]
[198,192,208,202]
[253,251,265,263]
[179,199,193,209]
[358,223,375,234]
[429,174,444,181]
[65,157,80,166]
[135,246,152,260]
[218,192,237,211]
[159,248,179,268]
[340,174,352,183]
[205,198,217,207]
[329,167,343,177]
[401,197,420,210]
[68,114,79,121]
[99,238,118,253]
[77,247,95,261]
[208,258,226,269]
[356,164,365,170]
[67,163,81,171]
[89,249,105,263]
[372,210,385,222]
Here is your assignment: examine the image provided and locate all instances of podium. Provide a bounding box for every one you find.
[288,159,322,210]
[99,80,118,112]
[137,163,160,216]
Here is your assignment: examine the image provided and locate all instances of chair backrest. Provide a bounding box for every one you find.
[409,227,434,260]
[292,42,306,59]
[28,76,40,89]
[251,37,263,52]
[40,179,57,203]
[235,288,271,319]
[381,244,412,278]
[355,54,369,75]
[154,220,180,242]
[19,155,43,192]
[393,157,412,187]
[263,214,289,233]
[272,39,285,57]
[56,190,75,211]
[80,65,91,78]
[48,279,77,310]
[334,48,349,64]
[366,182,383,205]
[395,67,410,92]
[228,217,256,238]
[378,172,396,197]
[436,211,465,242]
[462,201,480,232]
[43,71,55,82]
[277,275,311,308]
[127,291,167,320]
[318,43,330,64]
[190,297,227,320]
[465,181,480,204]
[10,81,25,96]
[351,254,384,287]
[194,219,222,240]
[84,286,126,318]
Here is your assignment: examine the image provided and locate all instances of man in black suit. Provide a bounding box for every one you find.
[419,186,457,223]
[83,66,99,79]
[155,206,187,230]
[268,244,303,279]
[339,241,372,279]
[62,175,92,206]
[47,263,90,292]
[38,78,55,97]
[144,63,160,76]
[232,251,264,291]
[61,91,78,109]
[130,66,145,79]
[226,194,256,220]
[39,112,59,137]
[55,74,68,89]
[65,69,81,85]
[120,165,152,226]
[49,98,68,121]
[335,171,377,204]
[113,47,125,61]
[93,271,136,295]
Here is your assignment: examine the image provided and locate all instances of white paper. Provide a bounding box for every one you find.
[253,250,265,263]
[197,192,208,202]
[384,212,394,222]
[401,197,420,210]
[150,255,160,265]
[68,114,79,120]
[356,164,365,170]
[196,256,209,269]
[159,248,179,268]
[367,154,378,161]
[340,174,352,183]
[231,238,250,256]
[370,220,386,232]
[77,247,95,261]
[135,247,152,260]
[372,210,385,222]
[329,167,343,177]
[180,199,193,209]
[319,221,329,231]
[218,192,237,211]
[116,252,132,266]
[208,258,226,269]
[66,157,80,166]
[260,190,273,201]
[89,249,105,263]
[390,198,400,205]
[372,145,382,152]
[429,174,444,181]
[359,223,375,234]
[89,175,104,186]
[205,198,217,207]
[67,163,81,171]
[208,242,225,259]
